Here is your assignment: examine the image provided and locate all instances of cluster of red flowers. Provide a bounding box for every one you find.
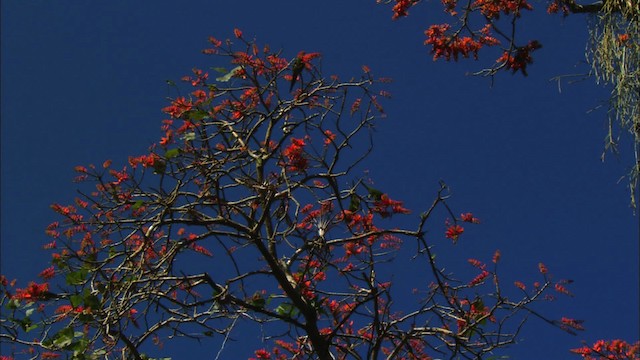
[467,258,490,286]
[560,317,585,331]
[617,33,631,46]
[461,212,480,223]
[12,282,50,302]
[323,129,336,145]
[38,266,55,280]
[445,212,481,243]
[472,0,532,19]
[350,98,362,115]
[495,40,542,76]
[391,0,415,19]
[182,67,209,87]
[185,233,213,257]
[371,194,411,218]
[445,224,464,242]
[425,25,482,61]
[424,21,500,62]
[108,167,130,186]
[546,0,570,15]
[456,298,493,333]
[281,137,309,172]
[571,339,640,359]
[468,269,490,286]
[249,349,272,360]
[128,153,159,168]
[296,51,321,72]
[162,96,193,119]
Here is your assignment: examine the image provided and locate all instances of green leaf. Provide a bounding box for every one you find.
[187,110,209,121]
[82,253,97,268]
[275,303,299,318]
[216,66,242,82]
[348,194,361,212]
[24,306,35,318]
[132,200,145,210]
[249,297,265,309]
[363,183,384,201]
[53,327,74,348]
[15,316,33,331]
[66,269,88,285]
[164,148,181,159]
[6,298,19,309]
[83,293,100,309]
[70,294,83,308]
[212,67,228,74]
[70,336,89,355]
[78,312,94,324]
[153,159,167,174]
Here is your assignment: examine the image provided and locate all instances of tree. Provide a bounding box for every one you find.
[377,0,640,207]
[1,30,626,360]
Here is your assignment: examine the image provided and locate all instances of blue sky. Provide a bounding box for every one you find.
[1,1,638,359]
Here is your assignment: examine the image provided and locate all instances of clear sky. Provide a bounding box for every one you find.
[1,1,638,359]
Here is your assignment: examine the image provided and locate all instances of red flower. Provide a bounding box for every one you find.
[252,349,271,359]
[128,153,158,168]
[208,36,222,48]
[445,224,464,242]
[281,137,308,172]
[350,98,362,115]
[467,258,485,269]
[472,0,533,19]
[468,270,490,286]
[514,281,526,290]
[12,282,50,302]
[392,0,414,19]
[38,266,55,280]
[538,262,548,274]
[460,212,480,223]
[323,129,336,145]
[495,40,542,76]
[162,97,193,118]
[41,353,61,359]
[492,249,501,263]
[372,194,411,218]
[555,283,573,297]
[74,165,87,173]
[299,52,321,69]
[560,317,585,331]
[618,33,630,45]
[55,305,73,314]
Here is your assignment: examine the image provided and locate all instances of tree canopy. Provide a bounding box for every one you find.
[1,2,638,360]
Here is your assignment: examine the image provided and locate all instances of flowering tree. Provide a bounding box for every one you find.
[0,31,636,360]
[378,0,640,206]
